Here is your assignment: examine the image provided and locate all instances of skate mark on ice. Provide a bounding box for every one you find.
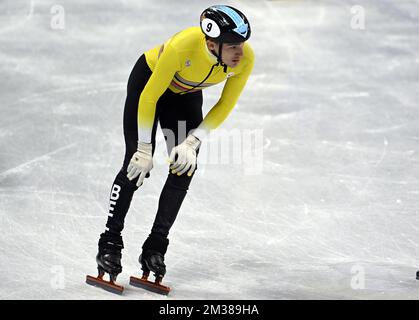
[0,0,34,35]
[44,211,103,219]
[0,143,77,180]
[18,83,125,104]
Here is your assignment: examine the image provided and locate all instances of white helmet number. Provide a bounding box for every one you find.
[201,18,220,38]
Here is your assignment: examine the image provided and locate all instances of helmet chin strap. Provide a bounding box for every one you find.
[210,42,228,73]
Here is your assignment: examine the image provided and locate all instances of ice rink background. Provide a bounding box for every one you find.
[1,0,419,299]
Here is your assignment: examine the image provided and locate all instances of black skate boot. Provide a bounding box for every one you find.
[86,232,124,294]
[129,234,170,295]
[140,250,166,278]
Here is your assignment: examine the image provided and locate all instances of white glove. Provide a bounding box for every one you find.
[168,135,201,176]
[127,141,153,187]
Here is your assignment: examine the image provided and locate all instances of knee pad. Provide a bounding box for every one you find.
[166,172,193,192]
[115,169,140,191]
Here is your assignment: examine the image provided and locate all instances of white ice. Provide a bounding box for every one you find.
[1,0,419,299]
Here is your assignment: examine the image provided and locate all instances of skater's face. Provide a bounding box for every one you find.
[207,40,244,68]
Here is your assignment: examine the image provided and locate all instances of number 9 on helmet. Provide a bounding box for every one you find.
[200,5,251,43]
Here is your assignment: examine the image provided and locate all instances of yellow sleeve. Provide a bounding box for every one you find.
[193,51,255,140]
[138,44,181,143]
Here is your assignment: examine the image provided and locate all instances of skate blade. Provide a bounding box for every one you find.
[86,275,124,295]
[129,276,170,295]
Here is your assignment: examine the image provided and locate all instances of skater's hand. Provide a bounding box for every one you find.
[168,135,201,176]
[127,141,153,187]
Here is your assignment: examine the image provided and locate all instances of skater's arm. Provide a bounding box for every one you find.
[138,44,181,143]
[192,47,255,140]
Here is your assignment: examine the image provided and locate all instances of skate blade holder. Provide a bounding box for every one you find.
[86,275,124,295]
[129,275,171,295]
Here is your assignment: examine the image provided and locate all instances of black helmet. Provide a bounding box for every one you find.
[200,5,251,43]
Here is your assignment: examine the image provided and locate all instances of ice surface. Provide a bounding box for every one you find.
[1,0,419,299]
